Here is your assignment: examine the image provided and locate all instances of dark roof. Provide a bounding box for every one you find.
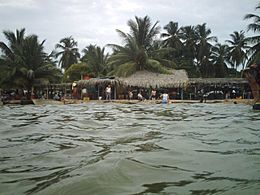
[188,78,248,85]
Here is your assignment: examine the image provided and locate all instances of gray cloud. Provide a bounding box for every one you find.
[0,0,258,54]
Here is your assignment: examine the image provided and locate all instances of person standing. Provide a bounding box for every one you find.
[137,91,144,101]
[128,90,133,100]
[161,91,169,104]
[105,85,112,100]
[150,89,157,100]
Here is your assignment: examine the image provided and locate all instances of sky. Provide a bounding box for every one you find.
[0,0,259,54]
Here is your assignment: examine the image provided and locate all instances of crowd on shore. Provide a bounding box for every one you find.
[0,84,254,105]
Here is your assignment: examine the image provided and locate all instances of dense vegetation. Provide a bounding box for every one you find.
[0,3,259,89]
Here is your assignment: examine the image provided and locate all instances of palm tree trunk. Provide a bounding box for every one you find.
[244,69,260,103]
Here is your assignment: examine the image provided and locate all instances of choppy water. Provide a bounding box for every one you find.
[0,103,259,195]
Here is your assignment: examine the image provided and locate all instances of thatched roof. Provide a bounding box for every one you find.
[76,70,189,89]
[120,70,189,88]
[77,78,124,88]
[49,83,72,87]
[34,82,72,88]
[188,78,248,85]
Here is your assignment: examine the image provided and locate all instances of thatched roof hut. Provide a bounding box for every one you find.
[34,82,72,88]
[77,78,124,88]
[120,70,189,88]
[188,78,248,85]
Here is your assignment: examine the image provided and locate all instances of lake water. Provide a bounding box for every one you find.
[0,103,259,195]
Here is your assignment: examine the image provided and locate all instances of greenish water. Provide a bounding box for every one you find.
[0,103,259,195]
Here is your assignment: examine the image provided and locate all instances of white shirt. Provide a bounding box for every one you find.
[162,93,168,101]
[106,87,111,93]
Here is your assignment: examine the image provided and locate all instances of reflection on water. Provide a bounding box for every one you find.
[0,103,259,194]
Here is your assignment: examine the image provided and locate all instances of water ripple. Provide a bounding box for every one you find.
[0,103,259,194]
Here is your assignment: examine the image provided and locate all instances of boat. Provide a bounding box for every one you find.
[32,99,64,105]
[253,102,260,110]
[21,99,34,105]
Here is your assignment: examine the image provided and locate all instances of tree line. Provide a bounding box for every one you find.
[0,3,259,91]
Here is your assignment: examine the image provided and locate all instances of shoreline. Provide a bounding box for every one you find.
[1,98,254,106]
[67,99,254,105]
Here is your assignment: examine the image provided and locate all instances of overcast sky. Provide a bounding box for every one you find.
[0,0,259,54]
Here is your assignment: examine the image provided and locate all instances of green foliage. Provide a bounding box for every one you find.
[226,31,249,72]
[55,36,80,70]
[244,3,260,66]
[81,45,108,77]
[226,67,240,78]
[0,28,62,90]
[146,59,170,74]
[2,8,259,83]
[212,43,229,77]
[108,62,136,77]
[63,62,92,82]
[161,21,183,51]
[108,15,168,77]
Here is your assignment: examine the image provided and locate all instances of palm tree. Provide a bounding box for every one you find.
[63,62,91,82]
[160,21,184,65]
[108,15,169,77]
[195,24,217,64]
[127,15,160,50]
[55,36,80,70]
[244,3,260,65]
[244,3,260,33]
[0,29,62,92]
[147,39,176,69]
[161,21,183,50]
[195,23,217,77]
[180,25,197,62]
[211,43,229,77]
[226,31,249,74]
[179,25,199,76]
[20,35,62,89]
[0,28,25,60]
[81,44,108,77]
[0,28,27,88]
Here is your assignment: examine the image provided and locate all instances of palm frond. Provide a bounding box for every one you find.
[146,59,169,74]
[109,62,136,77]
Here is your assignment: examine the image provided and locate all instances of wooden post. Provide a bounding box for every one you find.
[181,84,184,100]
[64,85,67,98]
[97,85,100,100]
[114,85,116,100]
[47,86,49,100]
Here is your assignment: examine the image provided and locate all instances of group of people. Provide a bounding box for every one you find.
[105,85,169,103]
[132,89,169,103]
[102,83,171,103]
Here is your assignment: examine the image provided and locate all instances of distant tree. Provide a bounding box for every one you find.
[81,45,108,77]
[244,3,260,65]
[161,21,183,50]
[0,29,61,90]
[0,28,62,91]
[180,25,197,62]
[108,15,169,77]
[179,25,199,76]
[226,31,249,75]
[0,28,26,87]
[147,39,176,69]
[211,43,229,77]
[19,35,62,89]
[63,62,92,82]
[195,23,217,77]
[55,36,80,70]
